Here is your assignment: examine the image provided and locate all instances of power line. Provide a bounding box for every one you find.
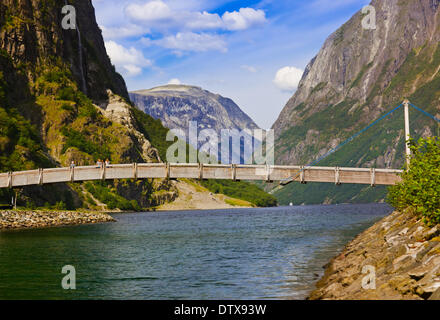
[410,103,440,123]
[281,103,404,184]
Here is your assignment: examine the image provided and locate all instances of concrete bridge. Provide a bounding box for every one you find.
[0,163,402,188]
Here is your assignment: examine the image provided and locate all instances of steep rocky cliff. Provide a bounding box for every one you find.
[130,85,260,163]
[272,0,440,205]
[0,0,128,102]
[0,0,176,209]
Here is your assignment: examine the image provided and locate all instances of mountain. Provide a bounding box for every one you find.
[0,0,179,209]
[272,0,440,205]
[130,85,260,163]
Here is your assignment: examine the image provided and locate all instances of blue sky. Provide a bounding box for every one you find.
[92,0,370,128]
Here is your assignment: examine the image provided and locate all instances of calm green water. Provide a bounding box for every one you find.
[0,204,392,300]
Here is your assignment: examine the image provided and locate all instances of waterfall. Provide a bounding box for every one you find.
[64,0,87,94]
[76,25,87,95]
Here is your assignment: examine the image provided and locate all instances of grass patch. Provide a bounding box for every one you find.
[84,181,141,211]
[225,198,252,207]
[181,178,207,193]
[201,179,277,207]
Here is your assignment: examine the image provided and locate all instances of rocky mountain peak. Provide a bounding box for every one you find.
[130,84,261,163]
[130,84,259,133]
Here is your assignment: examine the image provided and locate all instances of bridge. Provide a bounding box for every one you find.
[0,100,438,189]
[0,163,403,188]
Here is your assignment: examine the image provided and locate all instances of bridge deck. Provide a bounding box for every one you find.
[0,163,403,188]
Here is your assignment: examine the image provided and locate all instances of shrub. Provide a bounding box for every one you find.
[131,107,173,161]
[388,137,440,225]
[84,181,142,211]
[61,103,75,112]
[61,127,111,161]
[0,106,46,171]
[57,87,76,101]
[86,194,96,206]
[54,201,67,211]
[25,200,36,210]
[77,100,98,120]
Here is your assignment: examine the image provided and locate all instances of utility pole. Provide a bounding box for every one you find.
[403,99,411,170]
[12,189,17,210]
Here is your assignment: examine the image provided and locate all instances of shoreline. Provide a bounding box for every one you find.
[0,204,261,231]
[0,210,116,231]
[308,210,440,300]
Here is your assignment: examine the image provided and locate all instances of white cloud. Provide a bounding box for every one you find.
[185,11,223,30]
[139,37,153,47]
[168,78,182,85]
[222,8,267,31]
[241,65,257,73]
[100,2,267,58]
[125,1,172,22]
[151,32,227,53]
[273,66,304,91]
[101,24,147,40]
[124,1,266,32]
[123,65,143,76]
[105,41,153,77]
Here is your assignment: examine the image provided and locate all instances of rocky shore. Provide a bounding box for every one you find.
[309,210,440,300]
[0,210,116,231]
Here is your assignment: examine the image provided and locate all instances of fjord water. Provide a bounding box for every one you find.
[0,204,392,299]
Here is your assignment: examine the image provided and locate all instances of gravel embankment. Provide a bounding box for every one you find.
[0,210,116,230]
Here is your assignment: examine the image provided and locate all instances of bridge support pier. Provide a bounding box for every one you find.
[38,168,43,185]
[370,168,376,187]
[101,165,106,180]
[335,167,341,185]
[133,163,138,180]
[199,163,204,181]
[7,172,12,188]
[70,167,75,182]
[231,164,237,181]
[300,167,306,184]
[266,165,273,183]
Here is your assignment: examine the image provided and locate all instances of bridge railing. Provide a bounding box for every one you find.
[0,163,403,188]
